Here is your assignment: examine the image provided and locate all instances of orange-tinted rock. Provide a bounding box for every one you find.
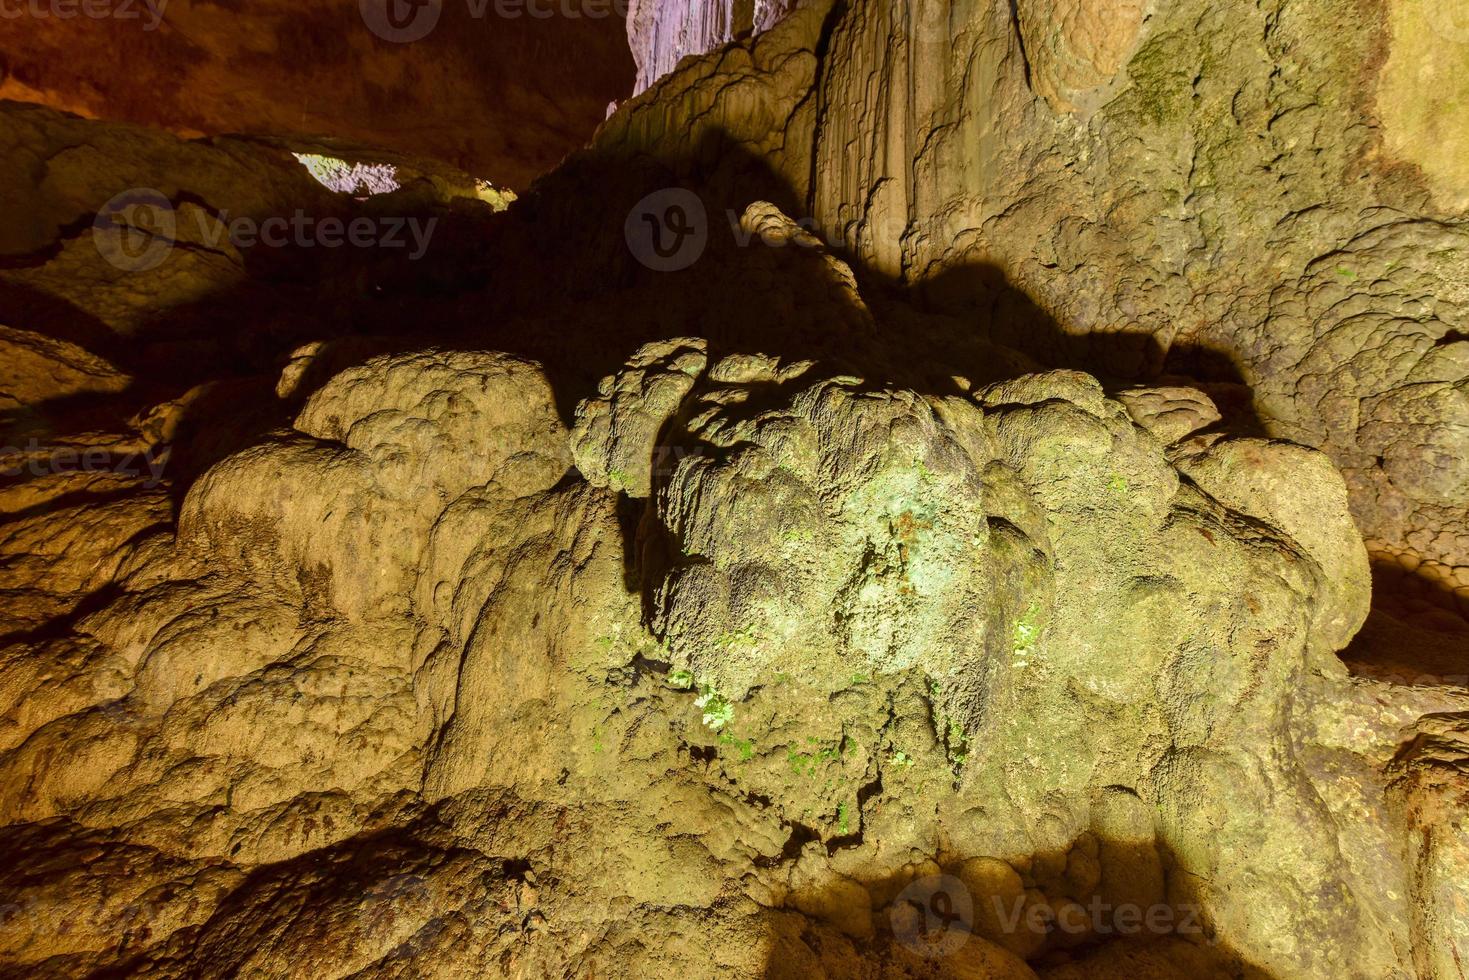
[0,0,635,188]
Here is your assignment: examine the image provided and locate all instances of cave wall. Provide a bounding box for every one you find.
[0,0,636,188]
[0,1,1467,977]
[599,0,1468,625]
[807,0,1469,599]
[625,0,801,94]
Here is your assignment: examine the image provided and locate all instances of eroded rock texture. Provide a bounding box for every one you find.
[805,0,1469,637]
[598,0,1469,640]
[2,0,1468,976]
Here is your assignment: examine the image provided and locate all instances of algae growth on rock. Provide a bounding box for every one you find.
[1,0,1467,976]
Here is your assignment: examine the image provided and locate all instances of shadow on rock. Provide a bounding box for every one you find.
[758,832,1278,979]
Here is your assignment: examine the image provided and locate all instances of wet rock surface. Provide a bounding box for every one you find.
[0,0,1467,976]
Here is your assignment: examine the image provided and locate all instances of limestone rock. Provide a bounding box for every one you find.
[0,0,634,189]
[799,0,1469,605]
[0,325,129,410]
[1115,386,1221,445]
[1016,0,1151,115]
[179,349,570,620]
[626,0,800,94]
[1,329,1401,977]
[1,4,1467,976]
[654,377,1003,703]
[1388,713,1469,980]
[571,337,708,496]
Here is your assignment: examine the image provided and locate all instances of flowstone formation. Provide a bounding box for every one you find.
[1,101,1467,978]
[573,339,1400,977]
[802,0,1469,639]
[606,0,1469,645]
[2,301,1464,975]
[625,0,799,94]
[2,0,1469,975]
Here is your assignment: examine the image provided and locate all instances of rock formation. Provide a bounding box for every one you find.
[804,0,1469,633]
[625,0,798,94]
[1,0,1467,976]
[0,0,635,188]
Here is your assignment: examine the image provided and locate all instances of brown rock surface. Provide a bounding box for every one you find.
[0,0,635,188]
[0,0,1467,976]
